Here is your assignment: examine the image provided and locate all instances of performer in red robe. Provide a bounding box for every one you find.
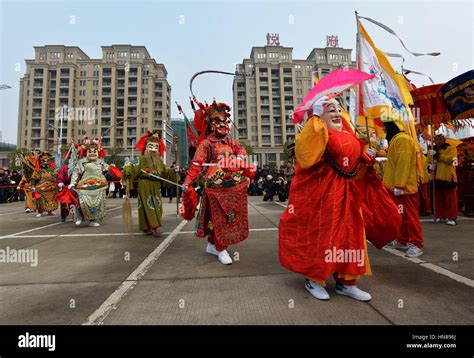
[182,100,254,265]
[55,145,79,222]
[279,97,401,301]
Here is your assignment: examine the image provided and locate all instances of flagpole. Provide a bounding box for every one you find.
[429,118,436,216]
[355,11,371,148]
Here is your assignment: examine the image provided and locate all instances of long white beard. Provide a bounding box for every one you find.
[145,150,161,171]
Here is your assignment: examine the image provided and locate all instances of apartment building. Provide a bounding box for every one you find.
[17,45,174,162]
[233,34,356,165]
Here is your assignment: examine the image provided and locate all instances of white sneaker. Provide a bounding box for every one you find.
[25,208,31,213]
[335,283,372,302]
[48,211,55,216]
[385,240,408,250]
[432,218,443,224]
[405,244,423,258]
[305,280,330,301]
[35,213,43,218]
[206,243,219,256]
[445,219,457,226]
[89,221,100,227]
[75,220,82,226]
[217,250,232,265]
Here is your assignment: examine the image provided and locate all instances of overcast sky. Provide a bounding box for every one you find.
[1,0,473,144]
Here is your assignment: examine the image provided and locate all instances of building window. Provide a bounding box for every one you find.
[39,53,46,60]
[50,52,61,59]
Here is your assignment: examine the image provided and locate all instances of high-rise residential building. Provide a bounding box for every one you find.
[17,45,174,162]
[170,118,189,166]
[233,34,356,166]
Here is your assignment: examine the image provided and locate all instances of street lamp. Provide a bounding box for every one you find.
[48,105,67,166]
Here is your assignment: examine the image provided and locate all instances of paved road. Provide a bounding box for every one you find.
[0,196,473,325]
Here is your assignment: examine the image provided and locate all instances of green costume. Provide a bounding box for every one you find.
[123,155,177,232]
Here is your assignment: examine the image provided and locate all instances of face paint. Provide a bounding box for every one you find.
[87,147,99,161]
[40,159,50,168]
[146,142,160,152]
[210,116,230,138]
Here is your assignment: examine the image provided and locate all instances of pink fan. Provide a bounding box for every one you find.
[292,68,375,124]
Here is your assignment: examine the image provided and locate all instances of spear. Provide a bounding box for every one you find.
[140,170,185,190]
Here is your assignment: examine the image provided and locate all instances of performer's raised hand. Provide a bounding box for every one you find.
[68,184,75,190]
[312,96,331,117]
[58,182,64,191]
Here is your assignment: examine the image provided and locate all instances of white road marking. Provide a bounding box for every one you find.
[0,206,121,240]
[0,210,25,217]
[83,219,188,325]
[3,232,173,238]
[420,217,474,222]
[177,227,278,235]
[273,201,288,209]
[419,263,474,288]
[269,200,474,288]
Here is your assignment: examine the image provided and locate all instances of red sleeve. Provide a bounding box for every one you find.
[233,140,247,159]
[56,166,69,184]
[184,140,209,186]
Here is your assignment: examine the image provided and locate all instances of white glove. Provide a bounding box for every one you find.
[312,96,330,117]
[174,165,180,172]
[375,157,388,163]
[31,187,35,192]
[429,149,437,156]
[429,164,436,171]
[68,184,75,190]
[58,182,64,191]
[10,181,15,185]
[394,188,404,196]
[16,186,20,190]
[181,184,188,192]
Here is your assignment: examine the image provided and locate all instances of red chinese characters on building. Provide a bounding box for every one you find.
[266,33,280,46]
[326,35,339,48]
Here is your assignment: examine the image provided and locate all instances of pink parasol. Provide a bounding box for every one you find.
[292,68,375,124]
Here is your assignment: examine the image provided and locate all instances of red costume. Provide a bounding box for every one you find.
[183,100,254,253]
[279,115,401,285]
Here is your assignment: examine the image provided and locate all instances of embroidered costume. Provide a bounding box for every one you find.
[69,137,114,227]
[182,100,254,265]
[31,152,58,217]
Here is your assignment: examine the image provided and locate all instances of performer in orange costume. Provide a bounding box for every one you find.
[383,121,424,258]
[430,134,461,226]
[279,97,401,301]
